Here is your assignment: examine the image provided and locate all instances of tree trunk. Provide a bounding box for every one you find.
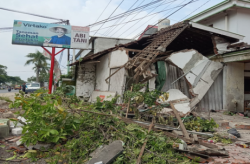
[36,69,39,82]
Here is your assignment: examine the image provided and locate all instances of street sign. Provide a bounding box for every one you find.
[12,20,90,94]
[12,20,89,49]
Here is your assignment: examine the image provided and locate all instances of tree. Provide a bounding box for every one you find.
[0,64,7,76]
[27,72,50,87]
[25,51,50,82]
[0,64,7,83]
[0,64,25,85]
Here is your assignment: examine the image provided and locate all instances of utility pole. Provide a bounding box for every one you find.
[66,20,70,76]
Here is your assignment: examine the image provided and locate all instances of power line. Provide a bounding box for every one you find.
[94,0,113,23]
[117,0,170,38]
[89,0,166,27]
[180,0,211,21]
[90,1,195,33]
[133,0,196,39]
[103,0,140,36]
[128,0,187,39]
[0,7,67,21]
[109,0,148,37]
[93,0,125,36]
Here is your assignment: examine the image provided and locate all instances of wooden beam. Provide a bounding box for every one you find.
[105,64,125,83]
[125,48,173,56]
[170,102,190,139]
[83,61,100,64]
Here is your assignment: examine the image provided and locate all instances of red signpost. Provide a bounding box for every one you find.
[41,47,65,94]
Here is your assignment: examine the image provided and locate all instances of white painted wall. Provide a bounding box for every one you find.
[201,13,225,30]
[198,7,250,44]
[95,54,110,91]
[76,64,95,99]
[223,62,244,112]
[236,8,250,43]
[110,50,128,68]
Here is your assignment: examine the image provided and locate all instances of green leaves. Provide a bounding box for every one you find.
[50,129,59,135]
[184,117,219,132]
[11,89,82,145]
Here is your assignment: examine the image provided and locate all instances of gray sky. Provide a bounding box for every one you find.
[0,0,224,81]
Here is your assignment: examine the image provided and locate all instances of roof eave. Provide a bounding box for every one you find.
[189,22,244,41]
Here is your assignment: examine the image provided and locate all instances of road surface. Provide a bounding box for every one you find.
[0,89,19,94]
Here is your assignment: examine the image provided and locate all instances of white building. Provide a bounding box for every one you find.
[189,0,250,112]
[189,0,250,43]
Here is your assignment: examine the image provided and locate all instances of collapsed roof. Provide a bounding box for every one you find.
[70,20,243,66]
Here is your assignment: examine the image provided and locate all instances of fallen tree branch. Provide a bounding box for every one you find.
[136,121,154,164]
[75,109,194,143]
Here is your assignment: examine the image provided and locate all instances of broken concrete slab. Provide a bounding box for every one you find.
[157,89,191,114]
[0,119,10,127]
[0,125,9,139]
[12,127,23,135]
[16,139,23,146]
[87,140,124,164]
[25,143,34,150]
[33,143,51,150]
[0,119,10,138]
[166,49,223,108]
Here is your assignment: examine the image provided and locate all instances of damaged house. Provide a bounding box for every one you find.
[70,20,245,113]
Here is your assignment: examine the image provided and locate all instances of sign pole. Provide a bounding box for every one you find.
[42,47,65,94]
[48,47,55,94]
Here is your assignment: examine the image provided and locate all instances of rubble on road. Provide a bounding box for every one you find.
[87,140,124,164]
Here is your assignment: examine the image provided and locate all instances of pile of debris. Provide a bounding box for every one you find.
[0,89,249,164]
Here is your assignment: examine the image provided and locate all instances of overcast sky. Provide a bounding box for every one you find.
[0,0,224,81]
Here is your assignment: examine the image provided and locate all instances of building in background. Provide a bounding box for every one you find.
[138,19,170,40]
[75,36,133,60]
[188,0,250,112]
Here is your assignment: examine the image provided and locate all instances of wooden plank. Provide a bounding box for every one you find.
[105,64,125,83]
[198,139,218,149]
[192,130,198,142]
[82,61,100,64]
[170,102,190,139]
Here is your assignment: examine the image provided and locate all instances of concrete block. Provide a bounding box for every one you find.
[2,111,14,118]
[0,125,9,138]
[33,143,51,150]
[87,140,123,164]
[0,119,10,127]
[16,139,23,146]
[12,127,23,135]
[24,143,34,150]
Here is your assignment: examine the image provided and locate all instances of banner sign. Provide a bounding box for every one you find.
[12,20,89,49]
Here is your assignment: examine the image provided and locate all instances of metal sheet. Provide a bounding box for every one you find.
[197,71,223,111]
[161,62,190,97]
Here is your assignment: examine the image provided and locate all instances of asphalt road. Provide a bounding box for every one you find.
[0,89,19,94]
